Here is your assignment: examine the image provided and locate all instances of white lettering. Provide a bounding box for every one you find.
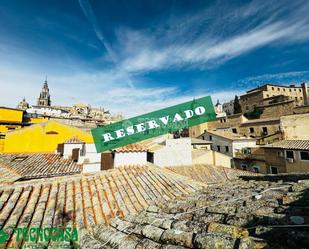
[126,126,135,135]
[173,113,183,122]
[184,110,194,119]
[135,123,146,133]
[194,106,205,115]
[102,133,115,142]
[115,129,126,139]
[147,120,160,129]
[159,116,169,125]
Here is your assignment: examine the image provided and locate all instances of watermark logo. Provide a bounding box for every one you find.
[0,230,9,244]
[0,227,78,248]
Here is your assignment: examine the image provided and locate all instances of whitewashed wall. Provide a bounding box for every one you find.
[154,138,192,167]
[63,143,84,159]
[83,163,101,173]
[114,152,147,167]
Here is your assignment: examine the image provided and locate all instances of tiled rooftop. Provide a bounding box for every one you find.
[263,140,309,150]
[0,165,203,248]
[80,175,309,249]
[0,153,81,181]
[241,117,280,125]
[205,130,255,141]
[63,136,85,144]
[0,162,21,184]
[166,165,259,184]
[114,143,148,152]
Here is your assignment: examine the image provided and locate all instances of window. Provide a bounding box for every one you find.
[217,146,221,152]
[209,135,212,141]
[300,97,303,100]
[249,127,254,133]
[294,89,296,91]
[286,150,294,159]
[244,148,251,155]
[262,127,268,135]
[232,128,237,133]
[299,89,302,92]
[295,97,298,101]
[272,87,274,90]
[225,146,229,152]
[289,89,292,92]
[300,151,309,160]
[270,166,278,174]
[277,87,280,91]
[210,145,213,150]
[283,88,285,92]
[277,151,284,158]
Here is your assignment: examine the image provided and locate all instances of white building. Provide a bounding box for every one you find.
[57,137,102,173]
[214,100,227,119]
[113,144,148,167]
[150,138,193,167]
[200,130,257,157]
[26,105,69,117]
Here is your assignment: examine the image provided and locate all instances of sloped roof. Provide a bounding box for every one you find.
[63,136,85,144]
[80,175,309,248]
[263,140,309,150]
[240,117,280,126]
[0,161,22,184]
[166,165,259,184]
[0,165,204,247]
[205,130,255,141]
[191,138,212,145]
[114,143,148,152]
[0,153,81,180]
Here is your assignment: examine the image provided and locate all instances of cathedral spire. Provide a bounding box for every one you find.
[37,78,51,106]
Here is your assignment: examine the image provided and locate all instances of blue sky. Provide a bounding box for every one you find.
[1,0,309,117]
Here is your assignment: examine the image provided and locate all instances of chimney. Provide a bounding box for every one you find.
[301,82,309,106]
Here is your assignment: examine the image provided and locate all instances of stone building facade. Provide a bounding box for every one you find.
[240,83,308,113]
[223,100,234,115]
[262,140,309,173]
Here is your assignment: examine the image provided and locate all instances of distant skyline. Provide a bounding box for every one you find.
[1,0,309,117]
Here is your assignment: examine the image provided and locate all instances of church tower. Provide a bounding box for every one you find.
[37,78,51,106]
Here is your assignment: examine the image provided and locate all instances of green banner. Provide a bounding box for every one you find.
[91,96,216,152]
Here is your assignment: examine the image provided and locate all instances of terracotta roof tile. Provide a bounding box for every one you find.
[80,174,309,248]
[263,140,309,150]
[166,165,259,184]
[0,162,22,184]
[205,130,256,141]
[63,136,85,144]
[114,143,148,152]
[0,153,81,180]
[0,165,203,248]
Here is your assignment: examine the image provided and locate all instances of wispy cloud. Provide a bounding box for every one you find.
[78,0,135,88]
[238,70,309,88]
[114,0,309,73]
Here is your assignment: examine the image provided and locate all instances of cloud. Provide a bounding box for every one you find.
[237,70,309,88]
[78,0,135,88]
[115,1,309,73]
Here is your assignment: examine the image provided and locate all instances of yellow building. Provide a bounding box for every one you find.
[0,107,24,133]
[1,120,93,153]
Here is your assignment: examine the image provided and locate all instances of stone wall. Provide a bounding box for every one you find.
[280,113,309,140]
[259,101,295,119]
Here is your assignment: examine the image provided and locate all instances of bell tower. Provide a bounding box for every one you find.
[37,77,51,106]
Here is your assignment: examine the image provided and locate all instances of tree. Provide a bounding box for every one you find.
[234,95,242,114]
